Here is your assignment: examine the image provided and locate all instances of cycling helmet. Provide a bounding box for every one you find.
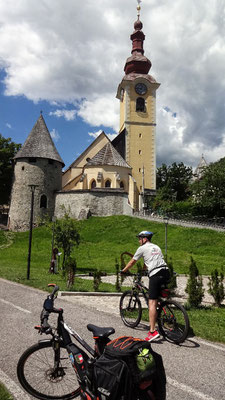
[137,231,154,239]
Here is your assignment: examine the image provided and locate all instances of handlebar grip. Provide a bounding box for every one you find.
[48,284,59,299]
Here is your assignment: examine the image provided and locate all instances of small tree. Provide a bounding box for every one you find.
[185,257,204,308]
[93,270,102,291]
[115,258,124,292]
[54,214,80,269]
[65,257,77,289]
[208,269,225,307]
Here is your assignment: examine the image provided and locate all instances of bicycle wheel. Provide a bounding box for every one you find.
[120,290,142,328]
[157,300,190,344]
[17,341,81,400]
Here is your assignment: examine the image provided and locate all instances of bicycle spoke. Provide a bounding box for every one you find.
[158,301,189,343]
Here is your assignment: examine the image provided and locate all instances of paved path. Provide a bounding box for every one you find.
[1,278,225,400]
[71,274,225,306]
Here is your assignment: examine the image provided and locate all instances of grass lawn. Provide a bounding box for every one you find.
[0,383,14,400]
[0,215,225,343]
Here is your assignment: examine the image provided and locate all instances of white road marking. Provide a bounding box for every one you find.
[0,298,31,314]
[0,369,31,400]
[167,376,217,400]
[196,338,225,352]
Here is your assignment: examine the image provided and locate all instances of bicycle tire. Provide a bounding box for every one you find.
[157,300,190,344]
[17,341,81,400]
[119,290,142,328]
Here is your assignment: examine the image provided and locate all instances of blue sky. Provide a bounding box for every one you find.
[1,0,225,170]
[0,69,115,169]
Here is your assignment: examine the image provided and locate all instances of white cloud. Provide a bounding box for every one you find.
[6,123,12,129]
[0,0,225,167]
[88,129,117,141]
[49,109,76,121]
[78,96,119,132]
[50,128,60,142]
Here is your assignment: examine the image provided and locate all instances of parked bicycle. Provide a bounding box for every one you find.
[119,272,190,344]
[17,284,165,400]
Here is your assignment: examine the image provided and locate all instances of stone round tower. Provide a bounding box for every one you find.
[9,114,64,231]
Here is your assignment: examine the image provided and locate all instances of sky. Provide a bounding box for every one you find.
[1,0,225,171]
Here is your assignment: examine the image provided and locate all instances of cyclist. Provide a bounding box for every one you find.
[121,231,170,342]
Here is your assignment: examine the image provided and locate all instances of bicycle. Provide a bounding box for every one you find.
[119,272,190,344]
[17,284,160,400]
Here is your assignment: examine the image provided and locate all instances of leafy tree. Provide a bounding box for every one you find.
[156,162,193,202]
[0,134,21,205]
[191,157,225,217]
[185,257,204,308]
[208,269,225,307]
[54,215,80,269]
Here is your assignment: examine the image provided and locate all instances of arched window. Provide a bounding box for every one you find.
[40,194,47,208]
[120,181,124,189]
[105,180,111,188]
[136,97,145,112]
[91,180,96,189]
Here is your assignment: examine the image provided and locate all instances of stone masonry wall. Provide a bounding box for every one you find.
[54,189,133,219]
[9,158,62,231]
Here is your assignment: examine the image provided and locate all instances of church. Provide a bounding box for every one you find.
[8,4,160,231]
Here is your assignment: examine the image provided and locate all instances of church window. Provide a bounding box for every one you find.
[105,180,111,188]
[139,133,142,138]
[40,194,47,208]
[136,97,146,112]
[139,150,142,155]
[90,180,96,189]
[120,181,124,189]
[22,166,25,171]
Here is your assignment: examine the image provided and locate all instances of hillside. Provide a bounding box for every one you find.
[0,215,224,281]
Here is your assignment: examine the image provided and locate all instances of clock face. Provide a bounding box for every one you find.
[135,83,147,95]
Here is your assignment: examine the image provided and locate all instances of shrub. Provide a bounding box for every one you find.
[185,257,204,307]
[65,257,77,289]
[93,270,102,291]
[167,258,177,295]
[208,269,225,307]
[115,258,125,292]
[54,214,80,269]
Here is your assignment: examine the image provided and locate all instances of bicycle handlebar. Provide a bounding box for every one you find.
[39,284,62,333]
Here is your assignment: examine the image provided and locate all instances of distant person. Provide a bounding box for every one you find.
[121,231,170,342]
[49,247,59,274]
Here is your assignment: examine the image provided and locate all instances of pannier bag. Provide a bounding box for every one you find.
[105,336,157,383]
[93,354,133,400]
[93,336,166,400]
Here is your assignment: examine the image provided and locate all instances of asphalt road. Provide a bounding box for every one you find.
[0,278,224,400]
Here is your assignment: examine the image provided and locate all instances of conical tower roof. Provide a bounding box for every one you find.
[14,114,64,166]
[87,142,131,168]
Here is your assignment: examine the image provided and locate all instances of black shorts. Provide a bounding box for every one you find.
[149,268,170,300]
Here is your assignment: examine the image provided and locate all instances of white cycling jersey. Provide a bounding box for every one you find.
[133,241,167,277]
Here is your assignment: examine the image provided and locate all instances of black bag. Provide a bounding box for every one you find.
[104,336,166,400]
[105,336,156,383]
[93,352,134,400]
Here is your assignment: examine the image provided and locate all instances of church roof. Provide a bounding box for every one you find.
[14,114,64,166]
[87,142,131,168]
[193,155,207,179]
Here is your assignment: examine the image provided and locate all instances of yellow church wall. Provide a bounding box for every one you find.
[84,165,131,190]
[62,133,109,189]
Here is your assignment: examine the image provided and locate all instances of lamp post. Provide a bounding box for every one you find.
[163,215,169,260]
[51,216,57,255]
[27,184,38,280]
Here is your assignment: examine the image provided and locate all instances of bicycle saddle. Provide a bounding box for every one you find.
[87,324,115,338]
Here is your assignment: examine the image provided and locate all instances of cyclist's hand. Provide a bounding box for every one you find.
[120,269,125,275]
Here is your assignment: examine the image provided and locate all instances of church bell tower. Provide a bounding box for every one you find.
[116,1,160,210]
